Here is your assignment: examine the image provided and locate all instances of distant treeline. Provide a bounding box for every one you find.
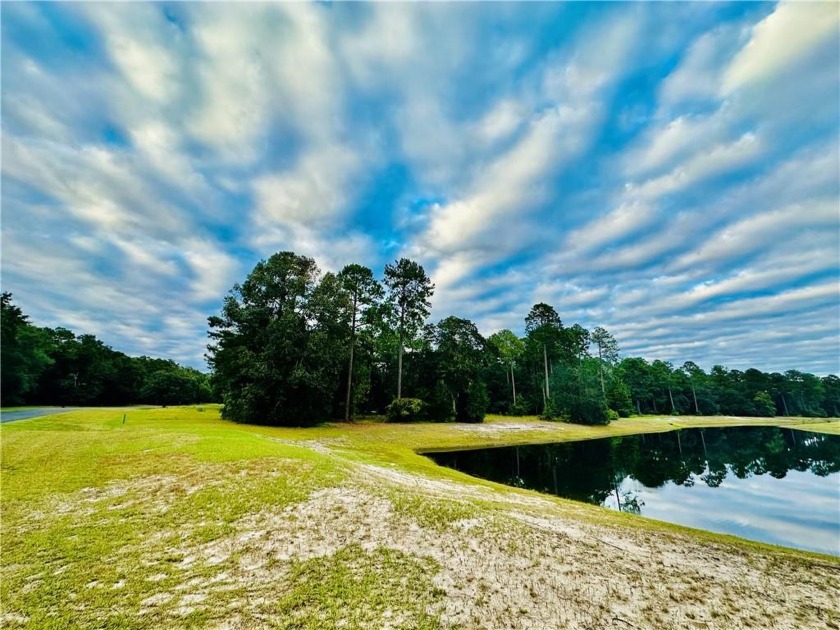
[1,293,215,407]
[207,251,840,427]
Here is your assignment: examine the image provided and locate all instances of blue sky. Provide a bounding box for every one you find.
[2,2,838,374]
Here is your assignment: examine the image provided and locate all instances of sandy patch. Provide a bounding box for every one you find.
[160,467,839,629]
[451,422,557,435]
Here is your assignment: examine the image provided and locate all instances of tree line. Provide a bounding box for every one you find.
[207,251,840,426]
[1,292,213,407]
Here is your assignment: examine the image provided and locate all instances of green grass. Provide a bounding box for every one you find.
[1,406,838,628]
[274,544,443,630]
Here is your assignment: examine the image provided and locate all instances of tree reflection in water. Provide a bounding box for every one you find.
[429,427,840,513]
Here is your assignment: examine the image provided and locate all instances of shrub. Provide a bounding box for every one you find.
[540,398,558,421]
[568,397,610,425]
[606,408,620,422]
[509,401,531,417]
[385,398,427,423]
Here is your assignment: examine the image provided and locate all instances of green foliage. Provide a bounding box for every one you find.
[606,379,634,417]
[0,293,213,408]
[459,380,489,423]
[568,397,611,425]
[337,264,384,421]
[607,408,620,422]
[208,252,350,426]
[430,316,488,423]
[753,391,776,417]
[385,398,427,423]
[540,398,558,421]
[1,293,54,405]
[139,369,211,406]
[383,258,435,399]
[424,381,455,422]
[509,401,531,416]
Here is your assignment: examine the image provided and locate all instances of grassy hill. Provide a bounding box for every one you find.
[2,407,838,629]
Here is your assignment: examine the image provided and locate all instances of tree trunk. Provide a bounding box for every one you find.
[543,344,550,399]
[344,293,358,422]
[511,363,517,407]
[668,383,676,414]
[397,308,405,400]
[597,344,605,396]
[397,342,403,400]
[781,393,789,416]
[691,381,699,414]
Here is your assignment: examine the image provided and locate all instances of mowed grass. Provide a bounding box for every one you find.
[1,407,838,628]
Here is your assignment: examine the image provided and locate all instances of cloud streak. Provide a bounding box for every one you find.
[1,2,837,374]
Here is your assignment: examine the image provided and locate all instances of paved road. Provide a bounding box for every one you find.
[0,408,82,424]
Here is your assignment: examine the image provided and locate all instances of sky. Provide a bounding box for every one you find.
[1,1,838,375]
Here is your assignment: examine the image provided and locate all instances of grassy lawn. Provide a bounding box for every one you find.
[2,407,838,629]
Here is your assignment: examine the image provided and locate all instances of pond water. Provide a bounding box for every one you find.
[428,426,840,556]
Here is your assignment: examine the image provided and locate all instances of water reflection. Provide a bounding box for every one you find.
[428,427,840,555]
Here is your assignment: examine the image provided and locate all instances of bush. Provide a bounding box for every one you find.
[385,398,427,423]
[509,401,531,417]
[540,398,558,421]
[606,408,620,422]
[568,397,610,425]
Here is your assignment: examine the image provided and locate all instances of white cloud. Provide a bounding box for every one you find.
[630,132,763,201]
[474,98,526,146]
[1,2,837,376]
[673,198,838,270]
[252,142,364,231]
[564,201,658,254]
[624,114,727,178]
[181,239,241,302]
[722,1,840,94]
[1,134,190,238]
[659,24,742,107]
[83,4,185,104]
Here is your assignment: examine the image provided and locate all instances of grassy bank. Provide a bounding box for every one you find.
[2,408,838,629]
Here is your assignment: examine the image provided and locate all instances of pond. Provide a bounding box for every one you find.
[427,426,840,556]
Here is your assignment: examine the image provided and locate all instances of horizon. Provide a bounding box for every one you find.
[2,2,838,375]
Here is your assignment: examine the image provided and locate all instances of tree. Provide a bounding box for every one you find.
[525,303,564,410]
[432,316,489,422]
[651,360,677,414]
[337,264,383,421]
[617,357,655,414]
[140,370,197,406]
[383,258,434,400]
[821,375,840,417]
[1,293,54,405]
[752,391,776,417]
[590,326,619,396]
[207,251,341,426]
[487,329,524,409]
